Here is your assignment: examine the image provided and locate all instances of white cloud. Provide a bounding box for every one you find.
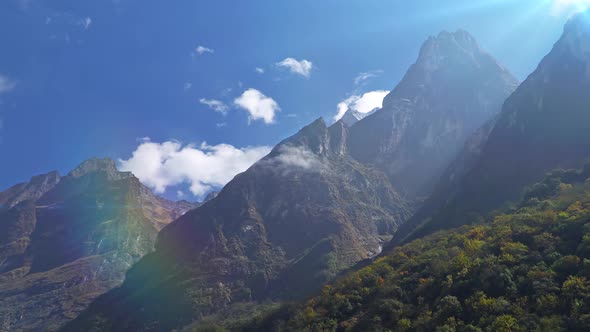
[119,140,271,197]
[276,58,313,78]
[183,82,192,91]
[274,146,324,170]
[255,67,265,74]
[195,45,214,55]
[258,145,327,176]
[234,88,280,124]
[551,0,590,16]
[199,98,229,115]
[0,75,16,94]
[334,90,389,122]
[354,70,383,86]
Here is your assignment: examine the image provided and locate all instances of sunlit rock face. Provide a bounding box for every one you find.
[347,30,519,199]
[0,158,194,332]
[398,10,590,242]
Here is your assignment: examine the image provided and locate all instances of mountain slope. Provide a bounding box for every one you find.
[0,158,193,331]
[250,165,590,331]
[64,119,414,332]
[398,10,590,242]
[348,30,518,198]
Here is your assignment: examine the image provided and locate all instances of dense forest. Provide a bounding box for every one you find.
[228,165,590,332]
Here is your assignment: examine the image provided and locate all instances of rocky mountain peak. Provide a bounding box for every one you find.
[401,9,590,241]
[273,117,330,155]
[561,10,590,61]
[349,30,518,199]
[340,107,377,127]
[0,171,61,208]
[68,157,131,181]
[417,29,480,63]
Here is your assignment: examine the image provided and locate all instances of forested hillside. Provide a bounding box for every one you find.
[244,165,590,331]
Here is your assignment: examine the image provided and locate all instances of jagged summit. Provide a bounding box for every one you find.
[348,29,518,198]
[0,171,61,208]
[398,8,590,242]
[0,158,194,331]
[417,29,480,61]
[68,157,131,180]
[563,9,590,61]
[340,108,377,127]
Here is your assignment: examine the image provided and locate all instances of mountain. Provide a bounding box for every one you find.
[249,165,590,331]
[64,119,414,331]
[348,30,519,199]
[398,10,590,242]
[391,117,497,245]
[340,108,377,127]
[64,30,520,331]
[0,158,194,331]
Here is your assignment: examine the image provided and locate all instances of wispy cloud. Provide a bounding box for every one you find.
[199,98,229,115]
[334,90,389,122]
[0,75,16,94]
[195,45,214,55]
[276,58,313,78]
[255,67,265,74]
[119,139,271,197]
[259,145,328,176]
[234,88,280,124]
[80,17,92,30]
[354,70,383,86]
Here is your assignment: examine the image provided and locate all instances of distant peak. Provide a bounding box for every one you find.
[307,117,327,128]
[340,108,378,127]
[418,29,480,62]
[68,157,131,180]
[562,10,590,61]
[29,170,60,185]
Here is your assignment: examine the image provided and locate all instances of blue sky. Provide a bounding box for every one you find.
[0,0,586,199]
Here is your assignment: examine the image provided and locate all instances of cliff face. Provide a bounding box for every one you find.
[400,10,590,241]
[0,158,193,331]
[348,30,518,199]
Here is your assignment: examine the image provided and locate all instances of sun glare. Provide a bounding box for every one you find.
[552,0,590,15]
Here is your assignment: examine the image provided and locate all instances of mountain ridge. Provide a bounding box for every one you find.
[0,158,195,331]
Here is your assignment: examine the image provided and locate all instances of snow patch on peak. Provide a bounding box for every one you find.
[341,107,378,127]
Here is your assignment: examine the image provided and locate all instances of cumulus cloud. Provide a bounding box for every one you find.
[0,75,16,94]
[551,0,590,16]
[276,58,313,78]
[119,140,271,197]
[234,88,280,124]
[195,45,214,55]
[354,70,383,86]
[334,90,389,122]
[199,98,229,115]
